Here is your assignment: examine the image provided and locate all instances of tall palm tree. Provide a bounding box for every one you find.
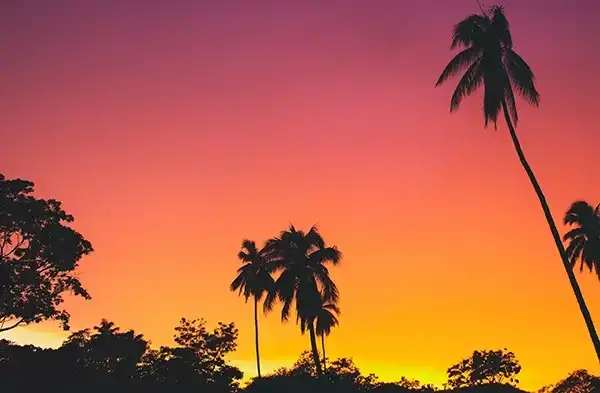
[435,4,600,362]
[314,297,340,371]
[230,239,274,378]
[264,224,342,376]
[564,201,600,278]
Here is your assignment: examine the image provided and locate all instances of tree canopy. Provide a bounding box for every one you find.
[0,174,93,331]
[446,349,521,388]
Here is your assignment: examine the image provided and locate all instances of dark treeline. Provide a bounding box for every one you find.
[1,327,599,393]
[0,318,241,391]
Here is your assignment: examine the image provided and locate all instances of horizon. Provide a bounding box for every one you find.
[1,0,599,391]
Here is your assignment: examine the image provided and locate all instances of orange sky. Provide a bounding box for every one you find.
[1,0,599,390]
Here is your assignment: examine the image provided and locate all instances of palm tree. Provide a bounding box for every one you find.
[564,201,600,278]
[314,297,340,371]
[94,319,119,336]
[264,224,342,376]
[230,239,274,378]
[435,4,600,362]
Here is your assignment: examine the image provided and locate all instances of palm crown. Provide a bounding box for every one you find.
[263,225,341,322]
[435,5,540,127]
[230,240,274,302]
[563,201,600,278]
[314,299,340,338]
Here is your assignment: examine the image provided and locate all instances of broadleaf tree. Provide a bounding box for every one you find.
[0,174,93,332]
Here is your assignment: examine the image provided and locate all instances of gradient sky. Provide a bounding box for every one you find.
[1,0,599,389]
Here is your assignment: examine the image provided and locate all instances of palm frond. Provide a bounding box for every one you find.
[564,201,597,226]
[241,238,257,252]
[281,295,294,322]
[237,250,250,262]
[315,273,339,305]
[504,49,540,106]
[263,288,279,314]
[565,238,585,270]
[315,301,340,337]
[449,58,484,112]
[564,227,585,242]
[230,272,247,293]
[451,14,489,49]
[323,303,341,315]
[309,246,342,266]
[254,272,275,301]
[436,47,482,87]
[305,225,325,249]
[276,269,297,321]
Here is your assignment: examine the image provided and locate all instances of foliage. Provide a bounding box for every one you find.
[446,349,521,388]
[0,318,241,391]
[0,174,94,331]
[0,331,597,393]
[230,239,274,302]
[435,4,539,127]
[563,201,600,279]
[263,224,342,375]
[550,369,600,393]
[141,318,242,389]
[314,296,340,338]
[248,352,378,393]
[250,351,442,393]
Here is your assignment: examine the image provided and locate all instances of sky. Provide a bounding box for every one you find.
[0,0,599,389]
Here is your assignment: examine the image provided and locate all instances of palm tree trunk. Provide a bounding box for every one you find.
[308,322,323,376]
[321,334,326,371]
[502,100,600,363]
[254,297,262,378]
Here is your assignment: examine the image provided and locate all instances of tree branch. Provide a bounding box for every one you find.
[2,234,27,259]
[0,317,24,332]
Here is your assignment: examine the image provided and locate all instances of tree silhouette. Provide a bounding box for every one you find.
[550,369,600,393]
[256,351,379,393]
[230,239,274,378]
[563,201,600,279]
[435,5,600,362]
[0,174,94,332]
[263,224,342,376]
[446,349,521,388]
[169,317,243,389]
[61,328,92,374]
[314,294,340,370]
[0,317,244,390]
[59,319,149,382]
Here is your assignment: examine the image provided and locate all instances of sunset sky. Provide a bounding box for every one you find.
[1,0,599,389]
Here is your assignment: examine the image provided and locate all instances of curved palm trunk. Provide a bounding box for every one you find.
[254,297,262,378]
[321,334,326,371]
[502,100,600,362]
[308,322,323,376]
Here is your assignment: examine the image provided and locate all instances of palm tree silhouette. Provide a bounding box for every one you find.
[230,239,274,378]
[435,4,600,362]
[94,319,119,336]
[564,201,600,278]
[314,296,340,371]
[264,224,341,376]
